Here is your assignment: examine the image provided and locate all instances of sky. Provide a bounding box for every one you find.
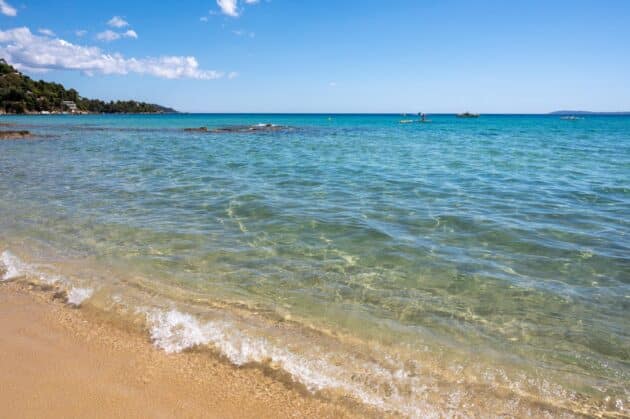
[0,0,629,113]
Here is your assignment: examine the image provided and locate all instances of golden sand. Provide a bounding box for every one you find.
[0,281,376,418]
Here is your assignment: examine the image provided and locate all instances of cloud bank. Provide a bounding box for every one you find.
[38,28,55,37]
[0,0,16,17]
[0,27,224,80]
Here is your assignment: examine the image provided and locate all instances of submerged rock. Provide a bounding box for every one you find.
[0,130,31,139]
[183,127,209,132]
[184,124,292,134]
[213,124,290,133]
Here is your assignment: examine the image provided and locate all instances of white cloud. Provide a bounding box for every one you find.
[217,0,238,17]
[107,16,129,28]
[97,30,120,42]
[329,82,337,87]
[75,30,87,37]
[0,27,224,80]
[228,71,238,79]
[97,29,137,42]
[38,28,55,37]
[232,30,255,38]
[200,16,209,22]
[0,0,16,17]
[123,29,138,39]
[216,0,261,17]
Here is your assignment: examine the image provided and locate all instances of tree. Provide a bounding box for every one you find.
[0,58,176,114]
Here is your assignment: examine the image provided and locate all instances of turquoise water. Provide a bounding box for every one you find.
[0,114,628,416]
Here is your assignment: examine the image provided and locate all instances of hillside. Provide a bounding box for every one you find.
[0,59,176,114]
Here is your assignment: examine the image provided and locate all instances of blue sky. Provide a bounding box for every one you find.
[1,0,629,113]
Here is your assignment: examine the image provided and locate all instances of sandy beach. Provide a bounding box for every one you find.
[0,281,372,419]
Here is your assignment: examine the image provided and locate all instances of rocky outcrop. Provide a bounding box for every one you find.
[0,130,31,139]
[184,124,291,134]
[183,127,209,132]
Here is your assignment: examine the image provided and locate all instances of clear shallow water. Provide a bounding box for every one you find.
[0,114,628,416]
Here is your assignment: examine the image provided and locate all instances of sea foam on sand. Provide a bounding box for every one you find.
[144,307,431,417]
[1,250,92,307]
[1,250,31,281]
[66,287,94,306]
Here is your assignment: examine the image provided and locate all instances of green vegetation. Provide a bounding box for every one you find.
[0,59,176,114]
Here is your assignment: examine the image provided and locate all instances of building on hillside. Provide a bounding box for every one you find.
[62,101,78,113]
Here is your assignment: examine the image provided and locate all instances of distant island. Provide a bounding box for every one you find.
[550,110,630,116]
[0,59,176,115]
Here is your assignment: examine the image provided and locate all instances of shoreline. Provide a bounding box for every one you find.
[0,262,610,419]
[0,280,374,418]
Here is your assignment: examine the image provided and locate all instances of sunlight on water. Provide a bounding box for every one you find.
[0,114,628,416]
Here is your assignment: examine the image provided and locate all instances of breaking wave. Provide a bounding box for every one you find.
[0,250,93,307]
[1,249,622,418]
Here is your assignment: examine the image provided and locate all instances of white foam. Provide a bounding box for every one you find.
[144,308,429,417]
[0,250,64,284]
[146,309,351,389]
[67,287,93,306]
[147,309,210,353]
[1,250,28,280]
[35,270,64,285]
[0,249,430,416]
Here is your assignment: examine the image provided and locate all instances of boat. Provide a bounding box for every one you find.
[457,112,480,118]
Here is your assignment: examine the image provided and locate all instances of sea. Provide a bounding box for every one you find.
[0,114,628,417]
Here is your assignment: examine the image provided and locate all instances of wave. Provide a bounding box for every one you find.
[1,250,93,307]
[144,308,395,411]
[0,249,412,413]
[1,250,62,284]
[1,250,29,281]
[0,249,621,418]
[0,251,436,416]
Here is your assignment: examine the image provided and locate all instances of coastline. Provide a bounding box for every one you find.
[0,280,373,418]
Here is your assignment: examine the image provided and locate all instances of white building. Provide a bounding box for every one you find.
[62,101,78,113]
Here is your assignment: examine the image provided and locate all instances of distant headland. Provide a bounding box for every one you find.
[550,110,630,116]
[0,59,176,115]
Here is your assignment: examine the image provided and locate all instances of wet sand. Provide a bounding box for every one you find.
[0,281,369,418]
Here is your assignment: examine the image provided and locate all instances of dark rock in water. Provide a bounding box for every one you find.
[0,130,31,139]
[184,124,292,134]
[211,124,290,133]
[248,123,287,131]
